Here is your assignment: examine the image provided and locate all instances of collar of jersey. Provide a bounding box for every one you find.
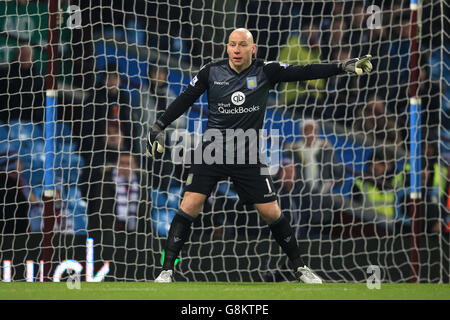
[227,58,256,76]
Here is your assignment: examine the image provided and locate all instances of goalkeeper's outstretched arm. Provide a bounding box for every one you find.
[264,54,373,84]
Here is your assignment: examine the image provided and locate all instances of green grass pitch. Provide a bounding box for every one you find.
[1,282,450,300]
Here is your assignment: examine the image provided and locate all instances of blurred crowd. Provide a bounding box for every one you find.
[0,0,449,252]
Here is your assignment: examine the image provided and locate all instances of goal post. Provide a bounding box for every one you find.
[42,0,59,281]
[408,0,421,284]
[0,0,449,283]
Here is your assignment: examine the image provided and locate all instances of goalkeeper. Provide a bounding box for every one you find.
[147,28,372,283]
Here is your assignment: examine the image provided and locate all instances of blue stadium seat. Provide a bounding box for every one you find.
[0,141,8,155]
[27,186,44,233]
[152,208,176,223]
[152,190,168,209]
[167,186,183,209]
[9,120,44,140]
[28,152,45,187]
[151,189,179,236]
[29,138,45,154]
[153,221,171,237]
[4,120,84,191]
[32,186,44,200]
[65,187,88,235]
[152,208,176,237]
[54,152,84,184]
[70,200,88,235]
[0,121,8,144]
[54,122,77,151]
[0,149,19,171]
[7,121,44,157]
[54,122,72,138]
[216,181,239,201]
[264,107,302,144]
[28,204,42,233]
[64,184,81,202]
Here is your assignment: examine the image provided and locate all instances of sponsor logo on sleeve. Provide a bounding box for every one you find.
[190,76,198,86]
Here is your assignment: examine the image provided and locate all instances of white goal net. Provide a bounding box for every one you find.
[0,0,449,283]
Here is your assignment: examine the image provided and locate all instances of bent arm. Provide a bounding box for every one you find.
[157,88,203,129]
[156,66,209,129]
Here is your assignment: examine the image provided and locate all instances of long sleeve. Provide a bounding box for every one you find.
[157,65,210,129]
[263,61,344,86]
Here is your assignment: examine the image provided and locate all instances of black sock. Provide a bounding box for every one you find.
[162,209,195,270]
[268,214,305,270]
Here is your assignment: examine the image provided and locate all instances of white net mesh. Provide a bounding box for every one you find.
[0,0,449,283]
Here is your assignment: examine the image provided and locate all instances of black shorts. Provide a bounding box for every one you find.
[184,164,277,205]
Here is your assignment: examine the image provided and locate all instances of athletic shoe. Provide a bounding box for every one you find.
[295,266,323,284]
[154,270,174,283]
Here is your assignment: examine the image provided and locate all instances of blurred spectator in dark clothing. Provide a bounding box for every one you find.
[144,66,170,191]
[365,27,391,101]
[91,119,125,168]
[353,95,406,157]
[241,0,293,62]
[347,2,370,58]
[419,141,443,233]
[88,152,148,280]
[418,58,441,134]
[387,14,411,116]
[81,118,127,216]
[138,65,172,134]
[324,46,359,126]
[0,152,40,234]
[422,140,441,208]
[94,63,133,151]
[353,150,396,220]
[79,63,140,201]
[89,152,147,233]
[393,141,444,233]
[0,46,45,124]
[80,63,134,167]
[321,18,350,61]
[321,1,347,31]
[148,66,170,120]
[145,65,181,128]
[135,65,180,172]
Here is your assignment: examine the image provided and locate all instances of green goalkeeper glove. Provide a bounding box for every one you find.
[146,121,165,157]
[340,54,373,75]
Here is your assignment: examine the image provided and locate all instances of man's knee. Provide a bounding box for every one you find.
[255,201,282,224]
[180,192,207,217]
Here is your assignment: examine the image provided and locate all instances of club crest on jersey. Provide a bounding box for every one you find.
[247,76,257,89]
